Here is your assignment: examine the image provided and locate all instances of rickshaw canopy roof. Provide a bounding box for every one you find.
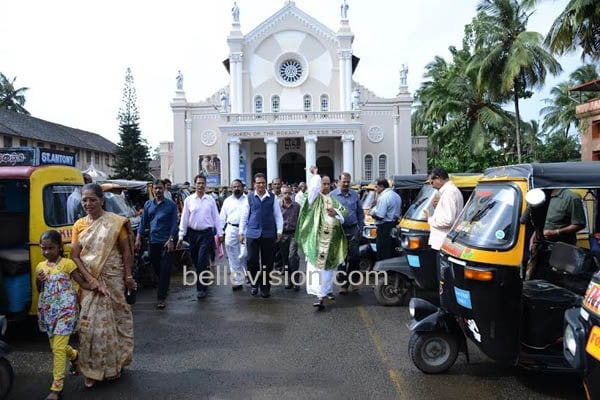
[99,179,151,192]
[483,162,600,189]
[449,173,482,189]
[391,174,429,189]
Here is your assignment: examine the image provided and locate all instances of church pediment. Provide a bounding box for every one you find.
[244,2,337,47]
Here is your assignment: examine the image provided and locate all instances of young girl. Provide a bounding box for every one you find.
[36,230,92,400]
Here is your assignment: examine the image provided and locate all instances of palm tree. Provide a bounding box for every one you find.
[540,64,599,137]
[0,73,29,114]
[468,0,562,163]
[545,0,600,61]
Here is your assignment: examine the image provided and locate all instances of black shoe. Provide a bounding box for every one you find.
[312,298,325,311]
[326,293,335,300]
[197,291,207,300]
[250,286,258,296]
[260,288,271,298]
[232,285,243,291]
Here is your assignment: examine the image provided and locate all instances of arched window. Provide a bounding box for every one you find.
[320,94,329,112]
[271,95,280,113]
[364,155,373,181]
[378,154,387,179]
[254,95,263,113]
[303,94,312,112]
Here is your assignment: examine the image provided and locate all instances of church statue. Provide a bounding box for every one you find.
[220,90,230,112]
[176,70,184,90]
[399,64,408,87]
[352,87,360,110]
[232,2,240,23]
[340,0,349,19]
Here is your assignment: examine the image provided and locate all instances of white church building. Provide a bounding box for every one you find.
[161,1,427,186]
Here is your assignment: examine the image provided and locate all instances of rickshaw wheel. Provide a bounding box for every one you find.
[374,272,409,306]
[0,357,14,399]
[408,331,458,374]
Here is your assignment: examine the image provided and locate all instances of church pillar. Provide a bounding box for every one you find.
[228,137,241,183]
[185,117,192,182]
[393,114,400,175]
[264,137,278,183]
[304,134,318,182]
[230,53,243,113]
[338,50,352,111]
[342,134,354,176]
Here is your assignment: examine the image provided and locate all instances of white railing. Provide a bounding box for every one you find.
[224,111,360,123]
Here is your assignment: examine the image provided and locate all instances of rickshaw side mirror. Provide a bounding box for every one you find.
[525,189,546,208]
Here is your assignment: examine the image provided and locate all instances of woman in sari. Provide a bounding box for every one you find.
[70,183,136,388]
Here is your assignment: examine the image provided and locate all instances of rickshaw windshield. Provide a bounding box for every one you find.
[43,184,81,227]
[403,184,437,222]
[448,184,520,250]
[361,190,376,210]
[104,192,136,218]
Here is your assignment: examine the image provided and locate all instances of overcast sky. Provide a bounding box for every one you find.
[2,0,583,149]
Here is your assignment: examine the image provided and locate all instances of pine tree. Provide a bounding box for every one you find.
[111,67,151,180]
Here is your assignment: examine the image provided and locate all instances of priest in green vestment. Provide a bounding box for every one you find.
[295,166,348,309]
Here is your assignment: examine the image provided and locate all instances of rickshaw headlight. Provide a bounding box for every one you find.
[407,237,424,250]
[363,227,377,239]
[564,325,577,356]
[464,267,493,282]
[409,302,415,318]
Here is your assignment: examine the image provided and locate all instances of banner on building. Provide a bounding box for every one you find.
[199,154,221,188]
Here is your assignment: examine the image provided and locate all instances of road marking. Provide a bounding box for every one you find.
[357,306,407,400]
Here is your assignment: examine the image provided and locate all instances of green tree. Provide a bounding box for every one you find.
[536,134,581,162]
[111,68,151,180]
[468,0,562,163]
[545,0,600,60]
[0,73,29,114]
[540,64,599,137]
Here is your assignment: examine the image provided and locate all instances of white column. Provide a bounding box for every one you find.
[228,138,241,183]
[393,114,400,175]
[264,137,278,184]
[230,53,243,113]
[185,117,192,182]
[338,50,352,111]
[341,134,354,176]
[304,134,318,182]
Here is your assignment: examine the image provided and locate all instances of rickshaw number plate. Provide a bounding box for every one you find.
[583,282,600,316]
[586,325,600,362]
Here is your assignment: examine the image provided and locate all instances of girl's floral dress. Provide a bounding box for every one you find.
[36,258,78,337]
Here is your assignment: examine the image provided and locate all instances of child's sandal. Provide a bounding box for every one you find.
[69,351,79,375]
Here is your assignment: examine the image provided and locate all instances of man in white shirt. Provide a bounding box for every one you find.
[177,174,223,299]
[219,179,247,290]
[295,181,306,204]
[425,167,464,250]
[67,173,92,223]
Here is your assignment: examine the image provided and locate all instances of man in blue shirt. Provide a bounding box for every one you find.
[331,172,364,294]
[135,179,179,309]
[370,179,402,261]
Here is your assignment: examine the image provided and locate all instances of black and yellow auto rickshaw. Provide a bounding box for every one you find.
[408,162,600,374]
[373,173,480,306]
[564,266,600,400]
[0,147,84,317]
[360,174,427,272]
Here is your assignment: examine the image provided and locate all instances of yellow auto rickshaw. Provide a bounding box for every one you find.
[408,162,600,374]
[0,147,84,316]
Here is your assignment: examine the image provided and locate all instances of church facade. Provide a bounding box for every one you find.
[161,1,427,186]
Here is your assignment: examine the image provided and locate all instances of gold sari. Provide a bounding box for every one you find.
[74,212,134,381]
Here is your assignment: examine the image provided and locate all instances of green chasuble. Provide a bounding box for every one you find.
[295,192,348,270]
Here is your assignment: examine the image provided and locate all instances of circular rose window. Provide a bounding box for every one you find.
[201,130,217,146]
[279,59,303,83]
[368,126,384,143]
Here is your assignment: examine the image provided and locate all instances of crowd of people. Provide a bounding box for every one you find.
[37,166,468,398]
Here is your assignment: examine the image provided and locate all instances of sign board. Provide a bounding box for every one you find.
[0,147,76,167]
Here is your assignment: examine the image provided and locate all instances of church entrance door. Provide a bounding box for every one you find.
[279,152,306,184]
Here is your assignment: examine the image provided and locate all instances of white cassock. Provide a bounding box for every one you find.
[219,194,248,286]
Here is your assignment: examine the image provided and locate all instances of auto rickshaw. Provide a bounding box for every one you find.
[408,162,600,374]
[360,174,427,271]
[373,173,480,306]
[564,266,600,400]
[0,147,83,316]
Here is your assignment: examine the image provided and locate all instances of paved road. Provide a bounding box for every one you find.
[6,262,586,400]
